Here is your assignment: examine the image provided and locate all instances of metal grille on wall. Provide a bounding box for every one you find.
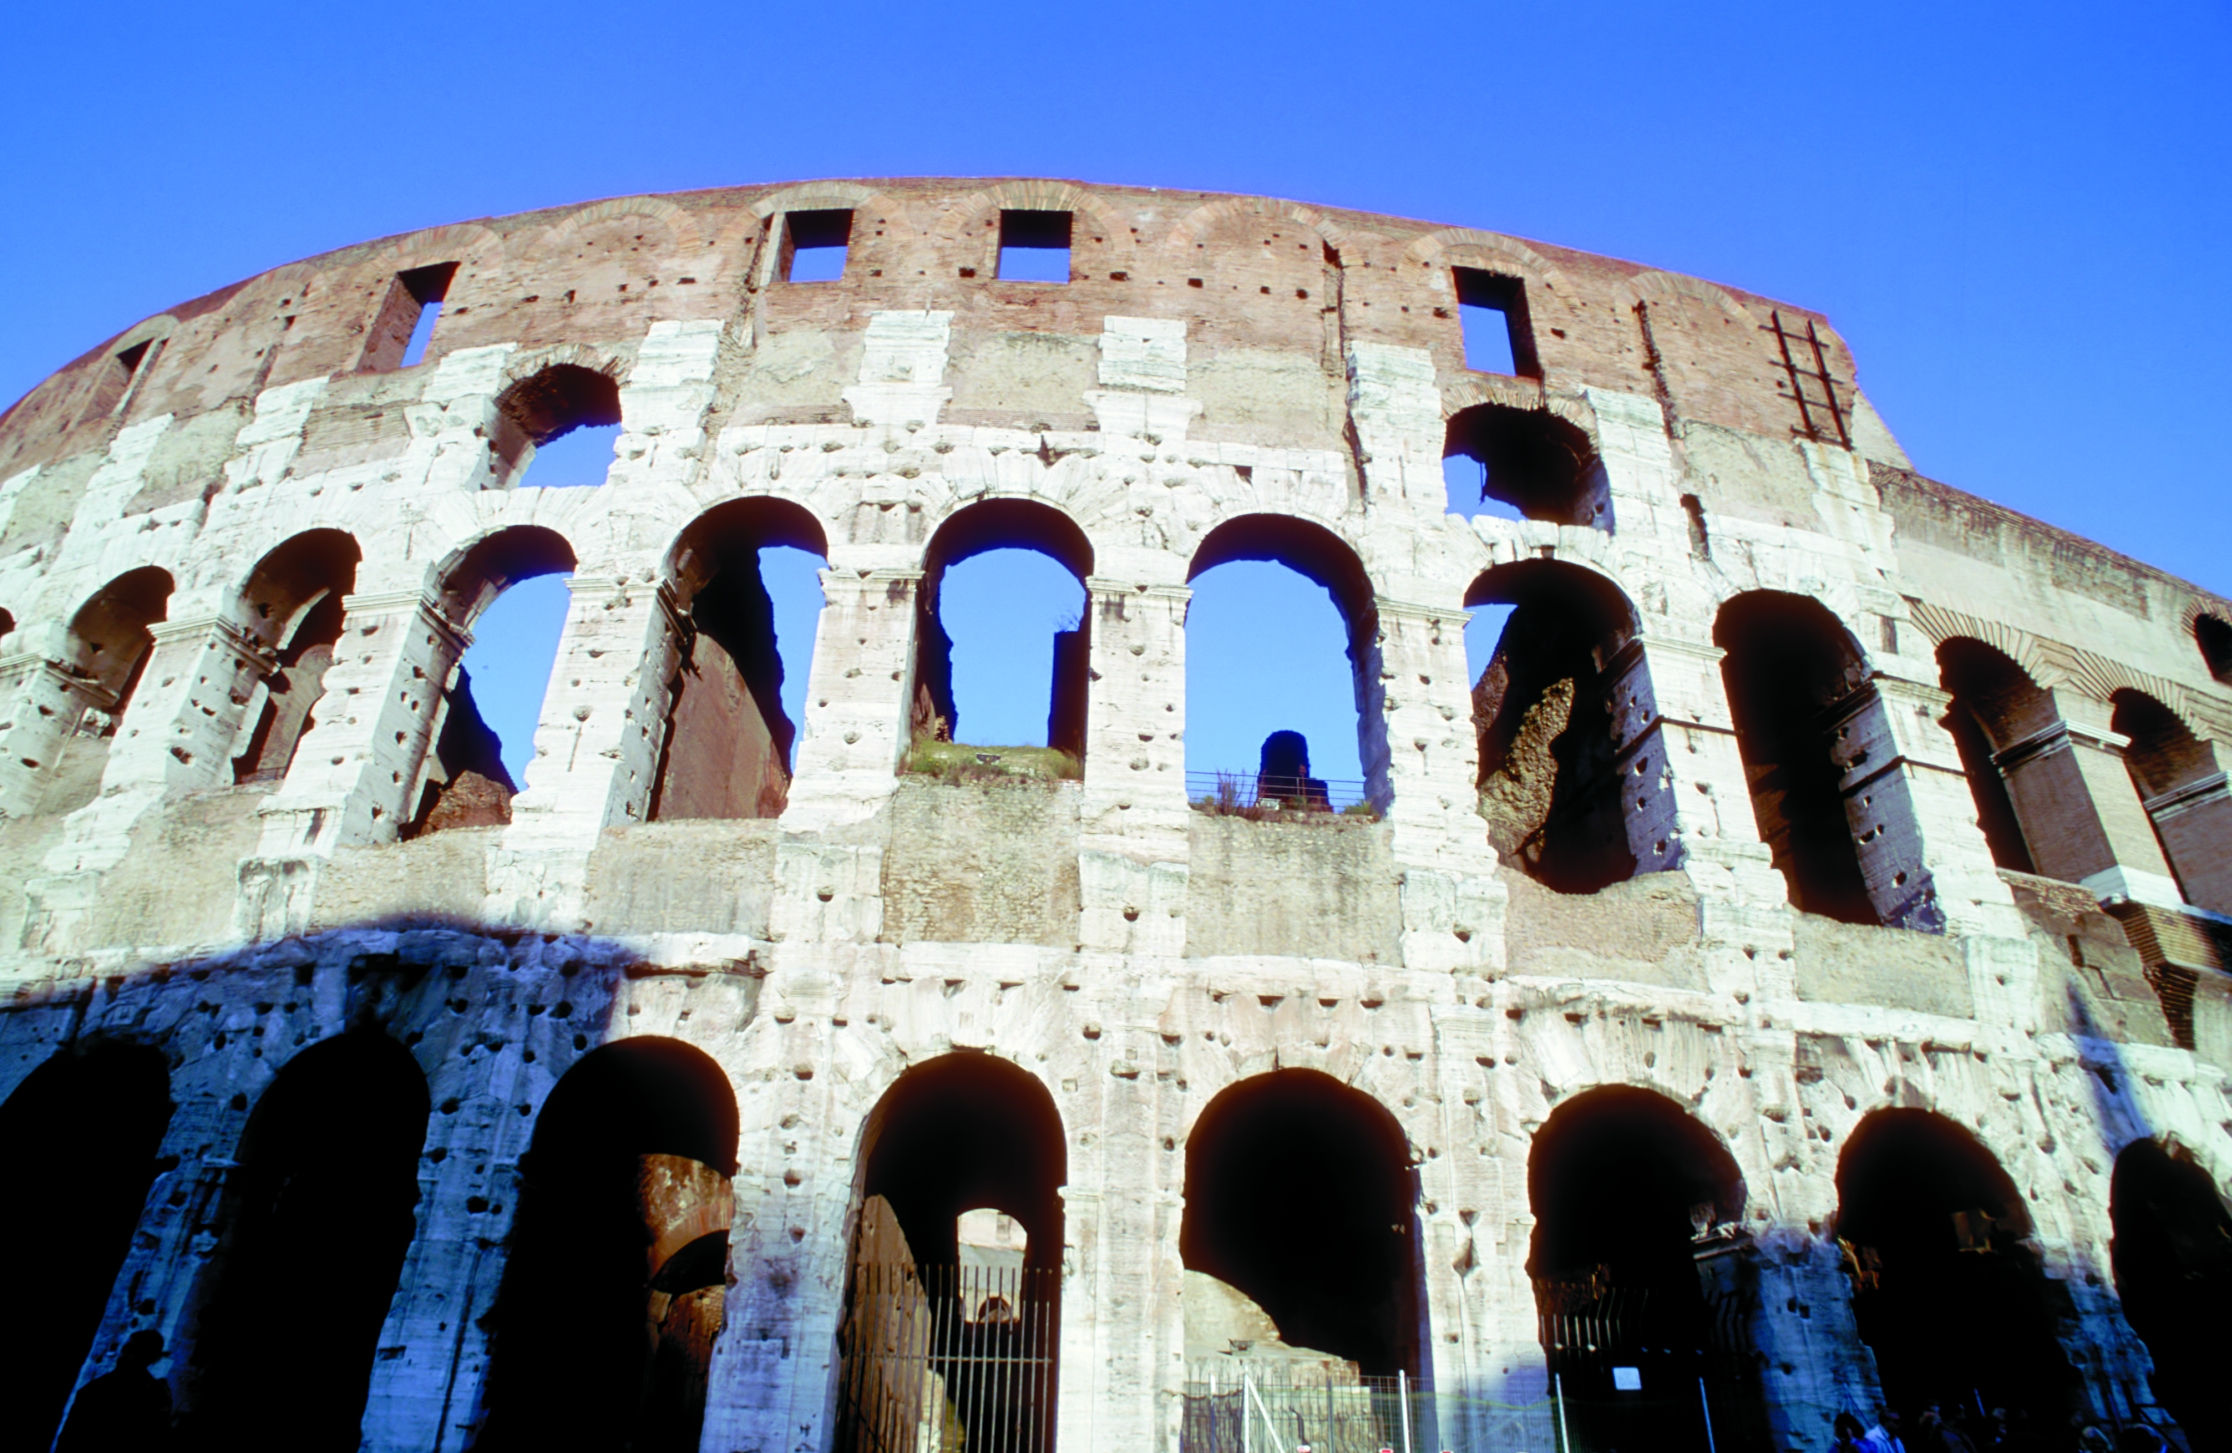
[835,1261,1057,1453]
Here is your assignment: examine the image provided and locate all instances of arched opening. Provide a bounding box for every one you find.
[1443,403,1609,528]
[837,1053,1065,1453]
[495,363,624,488]
[231,529,361,784]
[1181,1070,1418,1378]
[1467,561,1640,891]
[651,497,829,820]
[2195,612,2232,685]
[1527,1086,1759,1451]
[2112,689,2231,914]
[1185,515,1376,811]
[179,1032,428,1452]
[479,1036,740,1453]
[0,1043,172,1453]
[2110,1139,2232,1449]
[66,565,174,727]
[1935,640,2043,874]
[1714,592,1877,924]
[411,526,577,836]
[911,500,1091,765]
[1834,1110,2077,1430]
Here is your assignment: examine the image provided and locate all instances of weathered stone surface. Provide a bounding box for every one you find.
[0,177,2225,1453]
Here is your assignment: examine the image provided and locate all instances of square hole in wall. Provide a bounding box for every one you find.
[784,209,853,283]
[998,209,1072,283]
[1454,268,1539,378]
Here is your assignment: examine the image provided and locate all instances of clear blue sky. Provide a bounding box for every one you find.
[4,0,2225,781]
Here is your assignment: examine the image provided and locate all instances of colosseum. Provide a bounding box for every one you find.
[1,176,2226,1453]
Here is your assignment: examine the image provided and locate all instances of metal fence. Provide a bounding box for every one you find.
[1181,1365,1419,1453]
[1186,770,1373,816]
[835,1261,1058,1453]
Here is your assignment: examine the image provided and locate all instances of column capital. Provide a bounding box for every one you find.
[1084,576,1190,604]
[1995,718,2130,770]
[341,590,470,656]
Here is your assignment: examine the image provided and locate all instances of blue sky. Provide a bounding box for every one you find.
[4,0,2225,781]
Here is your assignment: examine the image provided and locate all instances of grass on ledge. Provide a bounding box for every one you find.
[902,738,1083,785]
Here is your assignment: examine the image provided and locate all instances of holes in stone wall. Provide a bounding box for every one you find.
[1181,1070,1418,1376]
[2112,689,2230,914]
[1527,1086,1759,1451]
[415,526,578,836]
[80,337,156,422]
[232,529,362,786]
[1467,561,1639,892]
[67,565,174,722]
[1934,640,2043,875]
[1714,592,1879,924]
[2108,1138,2232,1449]
[997,210,1072,284]
[913,501,1091,762]
[180,1032,428,1452]
[1453,268,1539,378]
[1834,1110,2076,1431]
[360,262,457,373]
[479,1037,739,1453]
[783,208,854,283]
[1185,514,1377,803]
[0,1043,173,1453]
[492,364,623,486]
[1444,403,1609,529]
[653,498,829,821]
[2197,612,2232,684]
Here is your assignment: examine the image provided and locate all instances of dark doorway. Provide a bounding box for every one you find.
[0,1043,173,1453]
[1527,1086,1764,1452]
[1467,561,1641,892]
[476,1036,739,1453]
[837,1053,1066,1453]
[1181,1070,1418,1376]
[2109,1139,2232,1448]
[1834,1110,2078,1430]
[179,1032,429,1453]
[1715,592,1878,924]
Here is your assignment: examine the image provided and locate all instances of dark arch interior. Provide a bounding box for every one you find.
[2196,612,2232,684]
[1835,1110,2076,1429]
[1526,1087,1760,1448]
[494,364,624,479]
[233,530,362,785]
[913,500,1093,754]
[1714,592,1876,924]
[1180,1070,1418,1375]
[69,565,174,706]
[652,498,830,822]
[1443,402,1608,528]
[858,1052,1067,1271]
[0,1043,173,1453]
[1466,561,1639,892]
[2111,690,2227,914]
[438,525,578,626]
[1935,640,2039,874]
[181,1031,428,1453]
[479,1036,739,1453]
[2110,1139,2232,1449]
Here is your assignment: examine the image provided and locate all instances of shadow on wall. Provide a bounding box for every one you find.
[0,918,747,1453]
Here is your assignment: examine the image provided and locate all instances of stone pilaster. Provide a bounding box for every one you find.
[0,653,111,818]
[1078,577,1190,956]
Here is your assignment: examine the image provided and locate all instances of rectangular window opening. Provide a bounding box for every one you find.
[997,209,1072,283]
[363,261,459,373]
[782,209,854,283]
[1454,268,1540,378]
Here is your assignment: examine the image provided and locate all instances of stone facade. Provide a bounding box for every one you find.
[2,177,2229,1453]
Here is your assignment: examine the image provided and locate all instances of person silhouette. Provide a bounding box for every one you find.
[56,1329,172,1451]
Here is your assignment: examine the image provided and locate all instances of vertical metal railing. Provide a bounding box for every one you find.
[836,1261,1058,1453]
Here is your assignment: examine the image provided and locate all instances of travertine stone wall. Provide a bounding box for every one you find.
[1,178,2228,1453]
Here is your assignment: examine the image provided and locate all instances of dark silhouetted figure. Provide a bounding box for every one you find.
[1257,731,1330,811]
[56,1330,172,1452]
